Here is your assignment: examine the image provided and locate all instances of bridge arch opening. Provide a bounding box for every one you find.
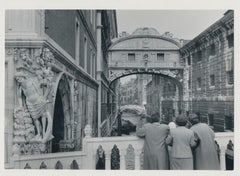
[112,72,183,122]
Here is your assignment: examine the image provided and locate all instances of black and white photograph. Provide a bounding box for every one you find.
[3,7,236,174]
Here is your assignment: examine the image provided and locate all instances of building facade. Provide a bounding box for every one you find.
[120,77,138,105]
[135,74,152,106]
[145,10,234,132]
[146,75,179,119]
[180,10,234,132]
[5,10,118,167]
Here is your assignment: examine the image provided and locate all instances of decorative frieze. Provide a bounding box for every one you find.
[109,68,183,83]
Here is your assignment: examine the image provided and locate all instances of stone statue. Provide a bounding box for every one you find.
[15,71,53,143]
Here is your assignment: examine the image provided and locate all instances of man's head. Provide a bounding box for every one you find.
[189,113,200,125]
[175,114,187,126]
[150,113,160,123]
[160,114,169,124]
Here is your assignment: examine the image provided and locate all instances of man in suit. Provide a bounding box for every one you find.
[189,113,220,170]
[165,114,197,170]
[136,113,170,170]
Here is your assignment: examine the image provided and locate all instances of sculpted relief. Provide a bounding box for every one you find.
[13,48,55,155]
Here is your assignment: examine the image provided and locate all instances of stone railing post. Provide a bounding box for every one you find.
[220,146,226,170]
[84,124,92,138]
[120,150,126,170]
[134,150,141,170]
[105,150,111,170]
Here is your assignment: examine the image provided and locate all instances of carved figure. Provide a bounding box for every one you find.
[15,71,53,143]
[96,145,105,169]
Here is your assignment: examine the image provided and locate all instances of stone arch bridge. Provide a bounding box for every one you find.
[108,28,189,116]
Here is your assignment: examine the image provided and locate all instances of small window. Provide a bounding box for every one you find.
[75,18,80,62]
[210,74,215,86]
[157,53,164,61]
[197,77,201,89]
[225,116,233,131]
[84,37,87,69]
[210,44,216,56]
[187,56,191,65]
[128,53,135,61]
[197,50,202,62]
[227,70,233,85]
[227,34,234,48]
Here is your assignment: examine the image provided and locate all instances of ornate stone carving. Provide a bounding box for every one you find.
[70,160,79,169]
[39,162,47,169]
[13,107,35,144]
[24,163,31,169]
[109,68,183,83]
[126,144,135,170]
[96,145,105,169]
[111,144,120,170]
[13,47,55,155]
[55,161,63,169]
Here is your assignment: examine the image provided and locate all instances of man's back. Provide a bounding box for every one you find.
[168,127,196,158]
[137,122,170,169]
[191,123,220,170]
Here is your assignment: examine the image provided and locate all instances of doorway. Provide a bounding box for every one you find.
[52,89,65,153]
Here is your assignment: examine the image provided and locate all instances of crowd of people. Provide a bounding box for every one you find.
[136,113,220,170]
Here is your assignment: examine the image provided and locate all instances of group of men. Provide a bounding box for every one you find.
[136,113,220,170]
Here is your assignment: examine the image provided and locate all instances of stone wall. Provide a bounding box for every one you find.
[181,10,234,132]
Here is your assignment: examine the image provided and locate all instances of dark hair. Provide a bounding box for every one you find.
[189,113,200,125]
[151,113,160,123]
[175,114,187,126]
[146,115,152,123]
[176,120,187,126]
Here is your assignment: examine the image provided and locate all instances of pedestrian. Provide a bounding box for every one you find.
[189,113,220,170]
[168,120,176,169]
[165,114,197,170]
[136,113,170,170]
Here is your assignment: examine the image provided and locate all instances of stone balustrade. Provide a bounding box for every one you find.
[11,150,86,169]
[11,125,234,170]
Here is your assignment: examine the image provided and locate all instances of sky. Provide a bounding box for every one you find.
[116,10,226,40]
[117,10,226,84]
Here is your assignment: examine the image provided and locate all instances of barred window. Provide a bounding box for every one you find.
[210,74,215,86]
[128,53,135,61]
[197,50,202,62]
[225,116,233,131]
[187,56,191,65]
[210,44,216,56]
[227,70,233,85]
[197,77,201,89]
[227,34,234,48]
[208,114,214,127]
[157,53,164,61]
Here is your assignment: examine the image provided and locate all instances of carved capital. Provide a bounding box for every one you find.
[84,124,92,138]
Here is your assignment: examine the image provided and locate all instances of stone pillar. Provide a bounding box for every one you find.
[5,48,16,167]
[220,147,226,170]
[175,85,179,116]
[120,150,126,170]
[69,78,75,140]
[96,11,103,137]
[105,151,111,170]
[5,10,46,166]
